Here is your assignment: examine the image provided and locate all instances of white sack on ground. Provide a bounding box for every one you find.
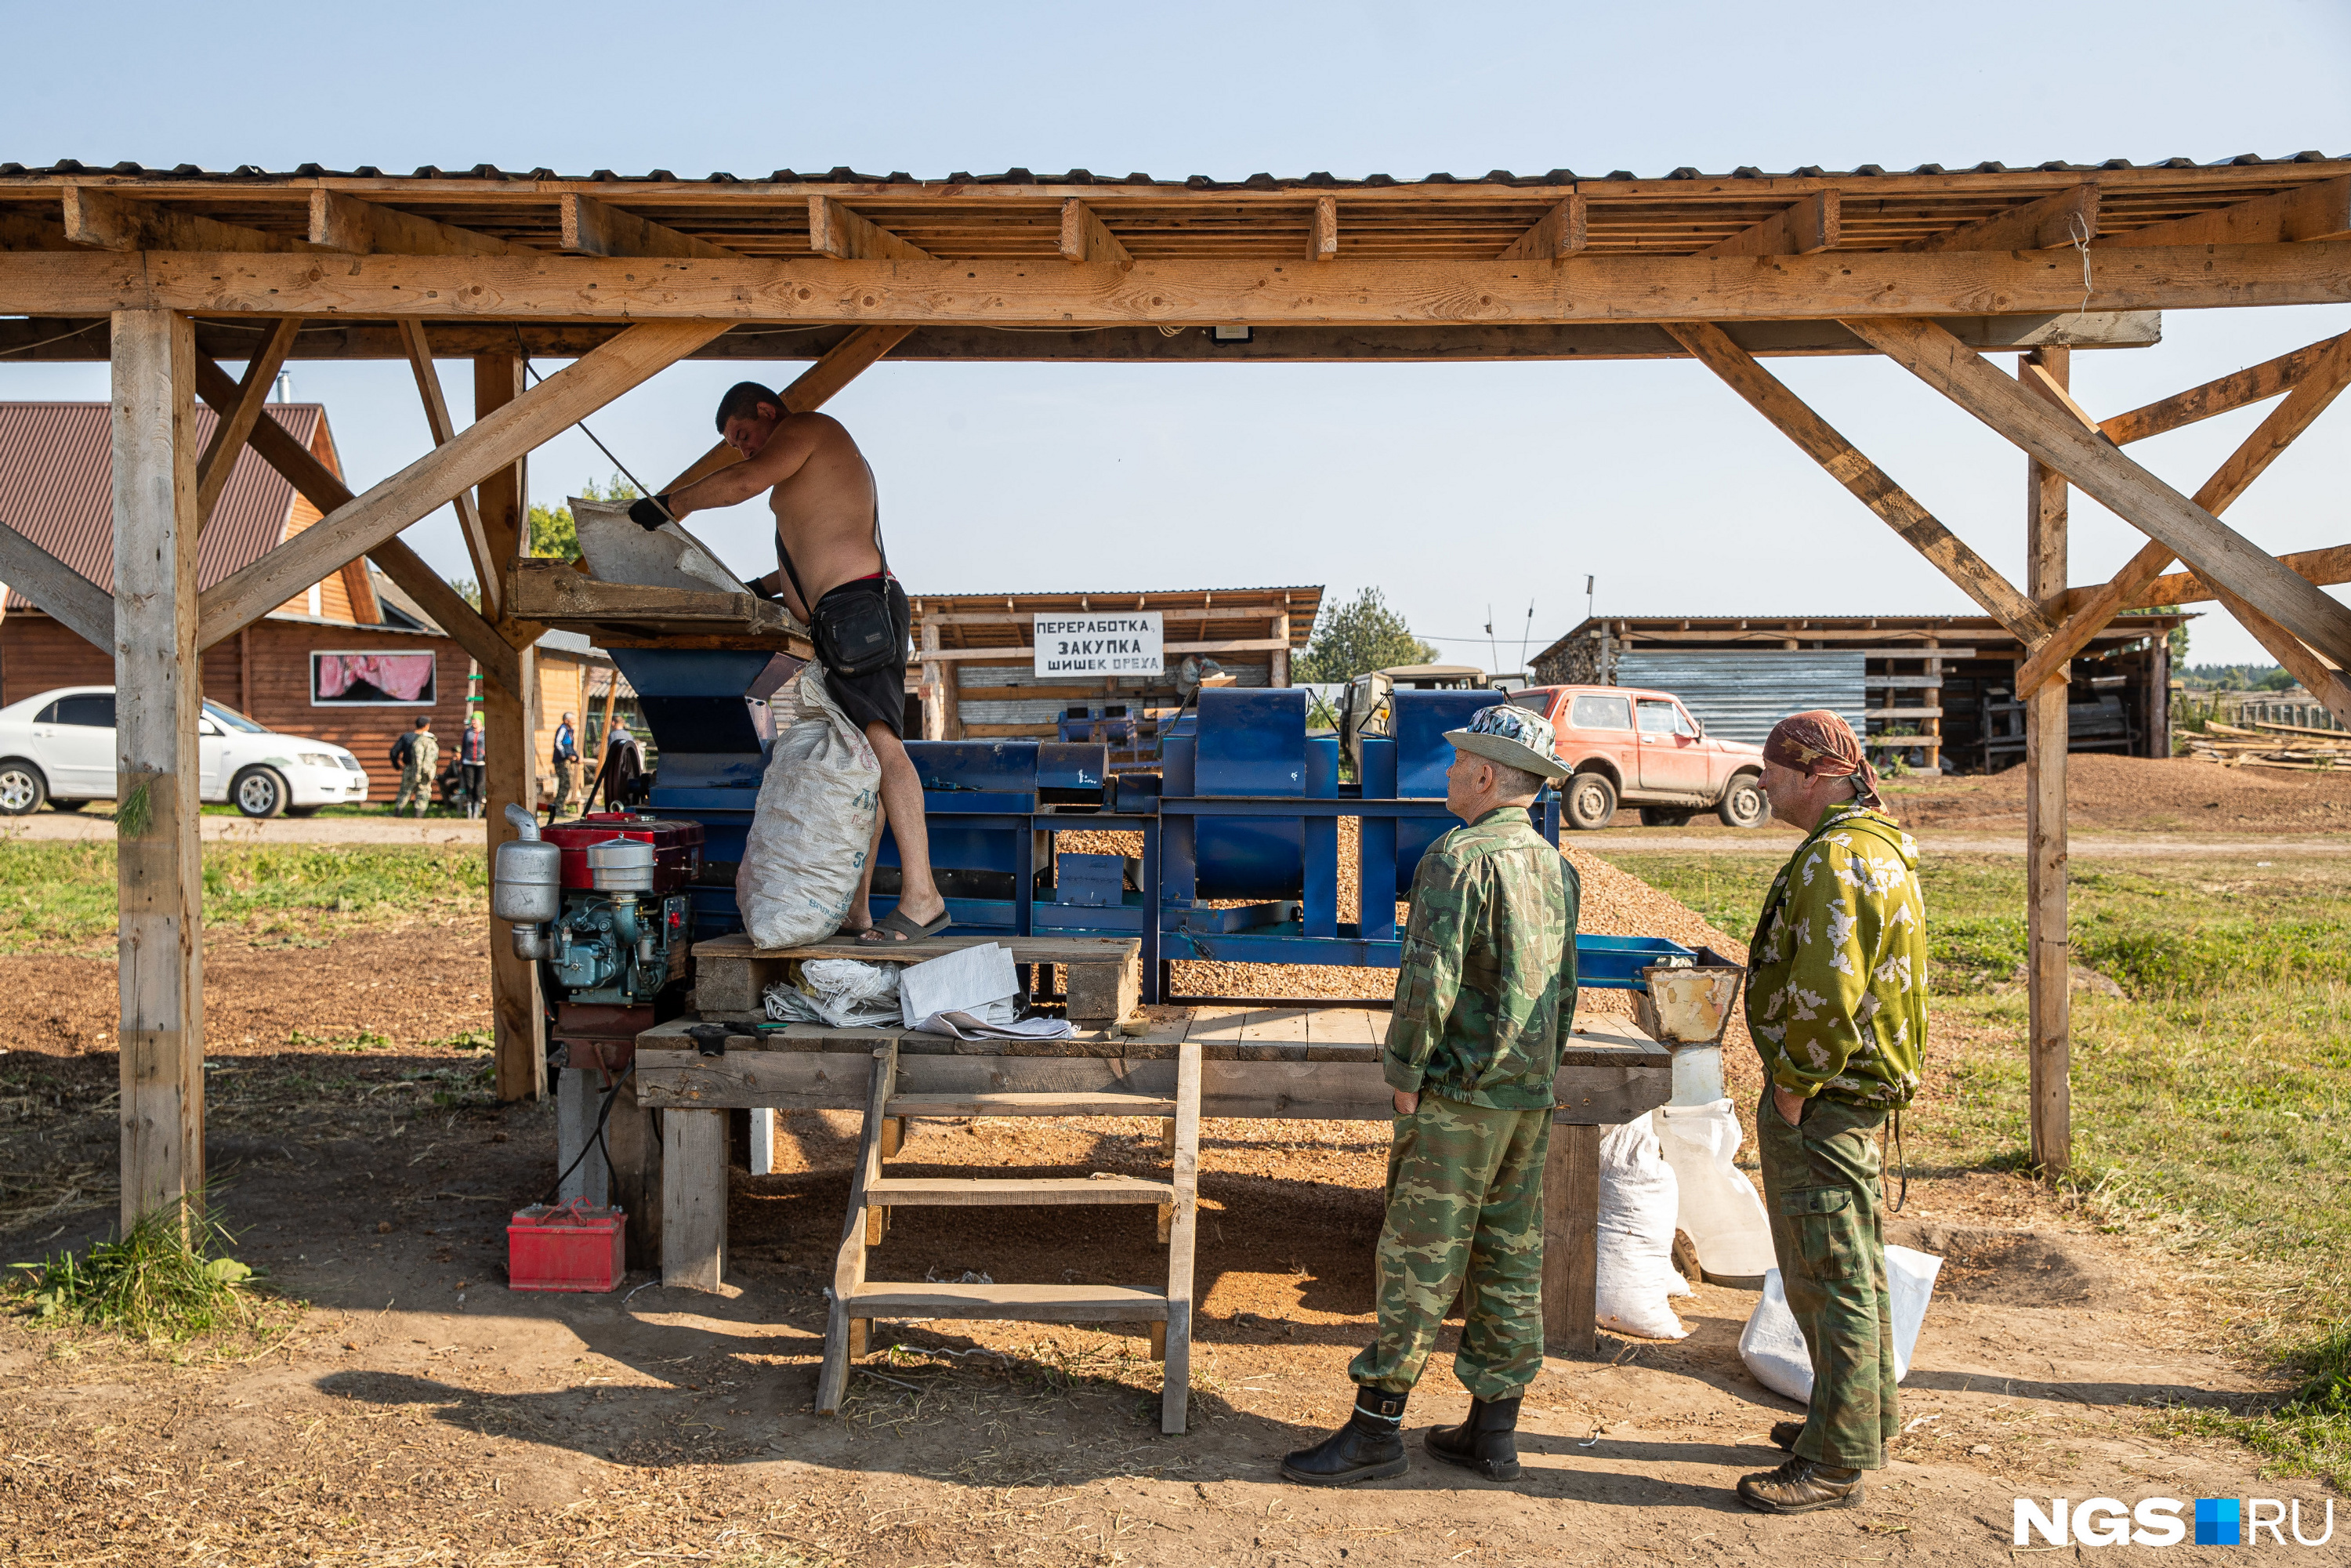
[764,958,901,1028]
[1737,1246,1946,1402]
[1654,1099,1777,1279]
[1595,1114,1691,1340]
[739,668,882,950]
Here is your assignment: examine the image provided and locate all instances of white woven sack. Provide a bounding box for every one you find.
[1737,1245,1946,1402]
[1594,1114,1691,1340]
[738,667,882,949]
[1654,1099,1778,1279]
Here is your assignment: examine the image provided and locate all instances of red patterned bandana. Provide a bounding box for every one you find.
[1762,710,1883,809]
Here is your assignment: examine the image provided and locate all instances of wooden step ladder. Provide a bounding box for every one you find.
[815,1040,1203,1434]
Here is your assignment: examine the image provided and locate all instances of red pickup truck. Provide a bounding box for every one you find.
[1507,685,1768,831]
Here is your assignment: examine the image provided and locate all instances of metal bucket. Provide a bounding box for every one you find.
[1632,946,1748,1045]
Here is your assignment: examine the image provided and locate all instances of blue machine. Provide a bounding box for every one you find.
[607,655,1690,1002]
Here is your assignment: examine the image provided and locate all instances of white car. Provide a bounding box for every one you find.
[0,686,371,818]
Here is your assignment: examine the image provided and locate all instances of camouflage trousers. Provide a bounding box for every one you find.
[1349,1095,1549,1402]
[393,763,429,816]
[1758,1088,1899,1471]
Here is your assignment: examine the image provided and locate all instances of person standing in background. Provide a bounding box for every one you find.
[393,717,438,817]
[551,711,578,818]
[458,712,487,820]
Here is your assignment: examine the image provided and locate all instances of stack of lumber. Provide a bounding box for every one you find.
[2182,719,2349,771]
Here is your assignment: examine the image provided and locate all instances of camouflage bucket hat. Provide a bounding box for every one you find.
[1444,702,1570,780]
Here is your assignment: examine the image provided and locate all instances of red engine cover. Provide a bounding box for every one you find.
[543,813,705,893]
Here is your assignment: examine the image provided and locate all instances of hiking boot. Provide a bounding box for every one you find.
[1769,1420,1805,1452]
[1280,1389,1408,1487]
[1424,1396,1523,1482]
[1737,1456,1865,1514]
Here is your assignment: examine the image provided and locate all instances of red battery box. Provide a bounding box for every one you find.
[507,1199,626,1292]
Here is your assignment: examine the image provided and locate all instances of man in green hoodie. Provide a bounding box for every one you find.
[1737,710,1927,1515]
[1281,702,1579,1489]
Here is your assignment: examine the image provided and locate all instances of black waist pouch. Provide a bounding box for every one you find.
[813,578,904,676]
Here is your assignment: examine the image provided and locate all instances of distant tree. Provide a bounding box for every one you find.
[528,473,642,562]
[2260,666,2299,692]
[452,577,481,611]
[1295,588,1440,684]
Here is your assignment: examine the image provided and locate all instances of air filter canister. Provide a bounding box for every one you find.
[585,836,656,893]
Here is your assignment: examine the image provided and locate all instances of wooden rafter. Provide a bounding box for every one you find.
[193,317,299,527]
[2099,172,2350,249]
[1695,191,1839,257]
[2015,329,2351,693]
[1311,196,1339,263]
[60,186,320,254]
[0,517,112,645]
[189,353,521,692]
[1663,320,2051,639]
[1058,201,1132,268]
[195,319,728,645]
[7,241,2338,323]
[1905,183,2097,252]
[1846,315,2351,673]
[397,318,502,617]
[657,325,915,492]
[2125,541,2351,612]
[2099,334,2340,445]
[807,197,931,262]
[1498,195,1584,260]
[310,190,516,256]
[560,194,741,259]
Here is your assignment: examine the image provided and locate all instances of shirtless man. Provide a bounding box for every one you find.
[632,382,946,943]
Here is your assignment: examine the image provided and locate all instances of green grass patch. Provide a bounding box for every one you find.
[8,1193,270,1342]
[1603,847,2351,1488]
[0,842,487,952]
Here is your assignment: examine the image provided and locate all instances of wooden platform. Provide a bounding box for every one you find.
[691,930,1142,1021]
[509,560,813,654]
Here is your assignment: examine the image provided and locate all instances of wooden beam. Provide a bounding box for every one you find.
[560,194,741,260]
[9,241,2326,324]
[2014,328,2351,694]
[309,190,516,257]
[1310,196,1339,263]
[62,187,317,254]
[110,308,205,1229]
[1661,320,2050,639]
[193,317,299,527]
[397,318,501,617]
[1843,316,2351,672]
[1695,191,1839,258]
[923,636,1294,663]
[0,210,75,250]
[1904,184,2098,252]
[2101,173,2351,250]
[807,197,931,263]
[2125,541,2351,611]
[0,518,112,645]
[1498,195,1585,261]
[2208,585,2351,730]
[2022,347,2070,1179]
[2020,359,2101,433]
[1059,200,1133,268]
[195,320,726,643]
[2099,331,2344,445]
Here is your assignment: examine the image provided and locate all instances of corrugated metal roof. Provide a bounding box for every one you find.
[0,401,323,611]
[1615,650,1867,745]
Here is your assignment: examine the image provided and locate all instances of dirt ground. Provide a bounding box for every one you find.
[1848,753,2351,836]
[2,889,2329,1565]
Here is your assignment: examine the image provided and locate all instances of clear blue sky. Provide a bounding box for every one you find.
[5,2,2348,667]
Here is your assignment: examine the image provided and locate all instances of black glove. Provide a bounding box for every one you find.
[629,494,675,531]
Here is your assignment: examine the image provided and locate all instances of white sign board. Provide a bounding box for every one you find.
[1033,612,1164,679]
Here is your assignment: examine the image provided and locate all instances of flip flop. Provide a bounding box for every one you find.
[857,905,951,943]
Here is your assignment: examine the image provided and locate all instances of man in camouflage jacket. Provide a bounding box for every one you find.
[1737,711,1927,1515]
[1282,703,1579,1488]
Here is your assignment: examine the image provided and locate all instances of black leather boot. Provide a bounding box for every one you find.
[1424,1396,1523,1481]
[1280,1388,1409,1486]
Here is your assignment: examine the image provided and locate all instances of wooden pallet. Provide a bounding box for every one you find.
[813,1037,1203,1434]
[691,930,1141,1021]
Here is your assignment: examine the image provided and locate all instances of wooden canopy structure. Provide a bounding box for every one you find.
[0,154,2346,1223]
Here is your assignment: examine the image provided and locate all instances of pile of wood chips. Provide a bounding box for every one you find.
[2181,718,2350,772]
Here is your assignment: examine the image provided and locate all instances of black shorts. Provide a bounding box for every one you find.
[813,576,911,738]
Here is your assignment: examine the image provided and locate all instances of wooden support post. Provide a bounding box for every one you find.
[111,308,205,1229]
[1541,1121,1603,1355]
[476,350,545,1103]
[918,618,947,741]
[660,1107,728,1291]
[748,1107,777,1176]
[1270,610,1291,686]
[555,1067,612,1205]
[2023,349,2072,1178]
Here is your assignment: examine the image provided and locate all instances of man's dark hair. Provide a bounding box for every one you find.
[715,381,782,433]
[415,716,430,729]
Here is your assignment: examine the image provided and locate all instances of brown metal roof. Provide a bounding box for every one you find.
[0,401,321,610]
[907,585,1323,653]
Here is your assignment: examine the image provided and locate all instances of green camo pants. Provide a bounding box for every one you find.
[1758,1088,1899,1471]
[393,763,429,816]
[1349,1094,1550,1402]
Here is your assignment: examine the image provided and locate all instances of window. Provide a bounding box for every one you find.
[312,651,437,706]
[203,701,270,733]
[52,693,117,728]
[1507,689,1552,714]
[1639,699,1697,736]
[1567,693,1632,730]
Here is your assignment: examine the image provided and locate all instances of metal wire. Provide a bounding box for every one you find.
[511,325,661,501]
